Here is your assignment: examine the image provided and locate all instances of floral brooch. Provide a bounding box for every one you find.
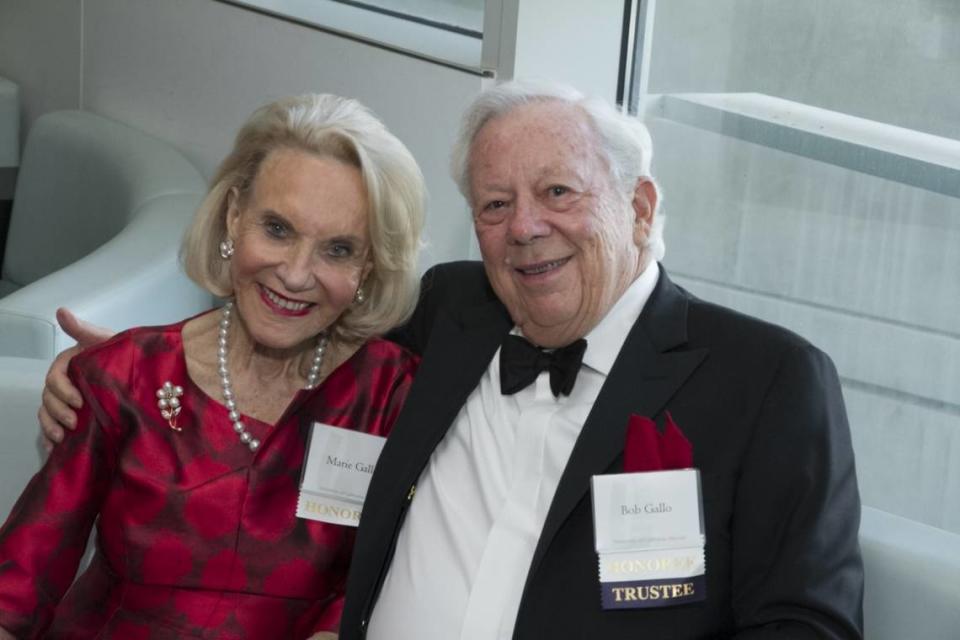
[156,381,184,431]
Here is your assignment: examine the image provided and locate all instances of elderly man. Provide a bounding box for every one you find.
[341,81,863,639]
[39,81,862,638]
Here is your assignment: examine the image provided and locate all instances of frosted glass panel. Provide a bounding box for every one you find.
[643,0,960,533]
[218,0,484,69]
[344,0,483,34]
[648,0,960,139]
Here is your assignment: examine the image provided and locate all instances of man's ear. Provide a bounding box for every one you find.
[632,178,658,248]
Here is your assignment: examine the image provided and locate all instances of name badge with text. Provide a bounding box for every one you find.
[296,423,385,527]
[591,469,706,609]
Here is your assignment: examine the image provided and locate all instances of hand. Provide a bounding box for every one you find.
[308,634,337,640]
[38,308,114,449]
[0,625,18,639]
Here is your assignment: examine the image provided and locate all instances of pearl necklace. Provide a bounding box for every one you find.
[218,300,327,452]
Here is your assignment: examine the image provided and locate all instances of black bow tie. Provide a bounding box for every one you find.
[499,335,588,398]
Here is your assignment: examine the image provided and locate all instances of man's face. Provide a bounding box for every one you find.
[469,101,656,348]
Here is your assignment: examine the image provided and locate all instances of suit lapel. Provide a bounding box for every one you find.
[385,296,513,484]
[524,271,709,584]
[350,288,512,630]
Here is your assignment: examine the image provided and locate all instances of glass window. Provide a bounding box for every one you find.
[633,0,960,533]
[338,0,483,35]
[218,0,486,70]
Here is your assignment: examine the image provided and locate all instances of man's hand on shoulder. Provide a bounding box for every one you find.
[38,308,114,450]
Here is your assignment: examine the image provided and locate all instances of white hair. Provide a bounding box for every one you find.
[450,79,665,261]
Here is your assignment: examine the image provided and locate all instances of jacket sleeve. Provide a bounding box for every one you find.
[0,359,122,638]
[385,264,444,355]
[730,343,863,639]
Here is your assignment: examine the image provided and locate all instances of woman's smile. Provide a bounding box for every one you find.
[258,283,314,317]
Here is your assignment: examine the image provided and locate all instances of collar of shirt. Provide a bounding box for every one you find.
[580,260,660,377]
[512,261,659,380]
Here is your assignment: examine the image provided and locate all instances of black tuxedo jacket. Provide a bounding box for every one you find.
[341,262,863,639]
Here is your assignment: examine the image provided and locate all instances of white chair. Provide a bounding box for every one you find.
[860,506,960,639]
[0,110,211,356]
[0,110,212,518]
[0,358,48,516]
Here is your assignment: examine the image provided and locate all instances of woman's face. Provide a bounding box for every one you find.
[225,147,372,352]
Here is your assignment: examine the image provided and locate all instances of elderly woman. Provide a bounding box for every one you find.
[0,94,423,639]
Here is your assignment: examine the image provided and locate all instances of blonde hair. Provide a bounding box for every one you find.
[182,94,425,343]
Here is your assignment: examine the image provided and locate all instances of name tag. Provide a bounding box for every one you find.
[296,422,385,527]
[591,469,706,609]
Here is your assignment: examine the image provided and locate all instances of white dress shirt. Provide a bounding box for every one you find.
[367,263,660,640]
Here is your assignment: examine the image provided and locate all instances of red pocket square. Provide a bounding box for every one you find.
[624,411,693,472]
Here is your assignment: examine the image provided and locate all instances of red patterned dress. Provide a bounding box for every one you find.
[0,320,418,639]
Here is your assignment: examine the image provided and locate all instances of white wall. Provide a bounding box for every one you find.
[0,0,485,268]
[0,0,82,136]
[0,0,83,199]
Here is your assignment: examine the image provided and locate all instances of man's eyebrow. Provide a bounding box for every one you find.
[472,165,583,194]
[536,165,583,183]
[473,181,511,193]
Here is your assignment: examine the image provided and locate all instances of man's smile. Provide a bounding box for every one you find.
[513,256,572,277]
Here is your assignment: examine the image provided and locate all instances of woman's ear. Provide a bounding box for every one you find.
[225,186,242,239]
